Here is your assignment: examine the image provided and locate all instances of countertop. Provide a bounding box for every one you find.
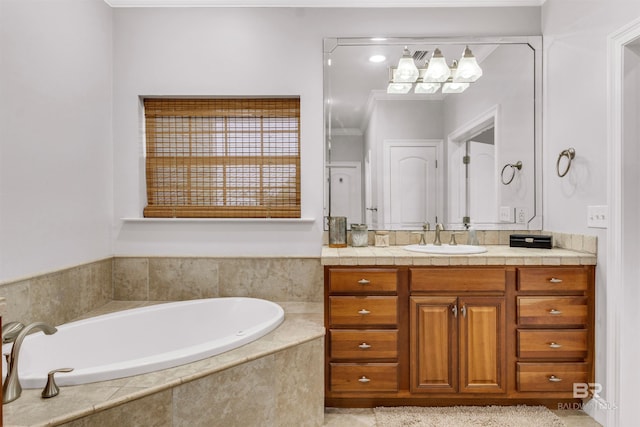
[321,245,596,266]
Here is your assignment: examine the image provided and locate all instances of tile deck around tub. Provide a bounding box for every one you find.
[3,301,324,427]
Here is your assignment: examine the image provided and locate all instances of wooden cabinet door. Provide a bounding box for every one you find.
[410,296,458,393]
[459,297,506,393]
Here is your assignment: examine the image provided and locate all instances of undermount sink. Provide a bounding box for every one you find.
[404,244,488,255]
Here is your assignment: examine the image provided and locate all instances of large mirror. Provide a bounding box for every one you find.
[324,36,542,231]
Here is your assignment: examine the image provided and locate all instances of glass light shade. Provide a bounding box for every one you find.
[387,83,412,94]
[414,83,441,94]
[393,48,419,83]
[423,48,451,83]
[454,46,483,82]
[442,82,469,93]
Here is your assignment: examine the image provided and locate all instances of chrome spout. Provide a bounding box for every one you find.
[434,223,445,246]
[3,322,57,404]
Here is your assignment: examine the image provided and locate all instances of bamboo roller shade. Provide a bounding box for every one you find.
[143,98,301,218]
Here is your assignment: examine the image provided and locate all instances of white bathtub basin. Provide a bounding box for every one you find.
[404,244,488,254]
[2,297,284,388]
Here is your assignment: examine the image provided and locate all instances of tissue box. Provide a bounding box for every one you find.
[509,234,552,249]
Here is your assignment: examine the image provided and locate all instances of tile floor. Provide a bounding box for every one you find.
[323,407,603,426]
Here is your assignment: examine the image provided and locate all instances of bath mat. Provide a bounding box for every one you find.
[374,405,565,427]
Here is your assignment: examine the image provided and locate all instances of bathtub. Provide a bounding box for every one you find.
[2,297,284,389]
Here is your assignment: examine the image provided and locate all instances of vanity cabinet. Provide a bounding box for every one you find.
[515,267,593,395]
[410,268,506,395]
[326,268,402,395]
[324,263,595,407]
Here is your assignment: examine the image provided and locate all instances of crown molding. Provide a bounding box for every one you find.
[105,0,545,8]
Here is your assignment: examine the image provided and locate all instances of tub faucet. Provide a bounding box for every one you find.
[3,322,57,404]
[434,223,445,246]
[2,322,24,344]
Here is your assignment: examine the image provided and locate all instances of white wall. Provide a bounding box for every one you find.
[542,1,640,423]
[0,0,113,283]
[112,7,540,257]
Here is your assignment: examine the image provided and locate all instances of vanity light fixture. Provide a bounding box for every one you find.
[453,46,483,82]
[386,46,482,95]
[393,46,420,83]
[423,48,451,83]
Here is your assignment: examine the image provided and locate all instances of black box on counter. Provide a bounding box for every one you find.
[509,234,553,249]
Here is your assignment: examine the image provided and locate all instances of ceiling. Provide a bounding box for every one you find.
[105,0,545,7]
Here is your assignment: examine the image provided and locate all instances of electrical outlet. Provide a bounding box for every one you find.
[499,206,514,223]
[515,207,527,224]
[587,205,608,228]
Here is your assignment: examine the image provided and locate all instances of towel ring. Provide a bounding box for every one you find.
[556,148,575,178]
[501,161,522,185]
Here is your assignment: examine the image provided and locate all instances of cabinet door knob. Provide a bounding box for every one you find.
[549,277,563,283]
[357,279,371,285]
[358,309,371,315]
[358,343,372,349]
[452,305,458,318]
[549,309,562,315]
[549,342,562,349]
[548,375,563,382]
[358,376,371,383]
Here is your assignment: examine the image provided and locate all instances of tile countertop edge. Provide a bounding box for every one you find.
[321,245,597,266]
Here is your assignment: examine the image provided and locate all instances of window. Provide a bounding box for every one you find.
[143,98,300,218]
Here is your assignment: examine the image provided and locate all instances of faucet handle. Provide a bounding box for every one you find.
[449,232,458,246]
[41,368,74,399]
[2,322,25,344]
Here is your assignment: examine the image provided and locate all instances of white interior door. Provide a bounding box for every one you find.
[328,162,362,224]
[468,140,497,223]
[383,140,441,229]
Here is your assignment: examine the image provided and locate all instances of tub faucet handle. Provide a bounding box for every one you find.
[41,368,73,399]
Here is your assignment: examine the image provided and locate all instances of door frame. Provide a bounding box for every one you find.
[447,105,500,228]
[606,15,640,427]
[382,139,443,228]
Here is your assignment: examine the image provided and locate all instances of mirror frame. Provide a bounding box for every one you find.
[323,36,543,231]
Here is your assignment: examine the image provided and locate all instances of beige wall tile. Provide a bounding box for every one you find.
[113,257,148,300]
[149,258,219,301]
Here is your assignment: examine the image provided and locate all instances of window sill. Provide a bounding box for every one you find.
[120,217,316,224]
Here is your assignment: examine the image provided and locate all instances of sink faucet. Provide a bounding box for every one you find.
[434,223,444,246]
[3,322,57,404]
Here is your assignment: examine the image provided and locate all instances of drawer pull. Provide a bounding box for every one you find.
[549,309,562,315]
[548,375,563,383]
[358,376,371,383]
[358,309,371,315]
[358,343,372,349]
[549,342,563,349]
[357,279,371,285]
[549,277,563,283]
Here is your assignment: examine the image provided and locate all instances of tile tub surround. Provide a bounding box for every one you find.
[113,257,323,303]
[3,301,325,427]
[0,258,113,328]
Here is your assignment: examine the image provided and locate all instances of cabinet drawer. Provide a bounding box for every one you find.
[329,296,398,326]
[517,296,588,326]
[329,268,398,293]
[410,268,505,292]
[330,363,399,392]
[330,330,398,360]
[518,268,589,291]
[518,330,588,359]
[517,362,589,392]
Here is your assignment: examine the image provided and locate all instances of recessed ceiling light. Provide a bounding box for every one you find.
[369,55,386,63]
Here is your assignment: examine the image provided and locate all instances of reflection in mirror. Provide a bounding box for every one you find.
[324,37,542,231]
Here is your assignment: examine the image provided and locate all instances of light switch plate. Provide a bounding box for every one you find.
[587,205,608,228]
[499,206,514,222]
